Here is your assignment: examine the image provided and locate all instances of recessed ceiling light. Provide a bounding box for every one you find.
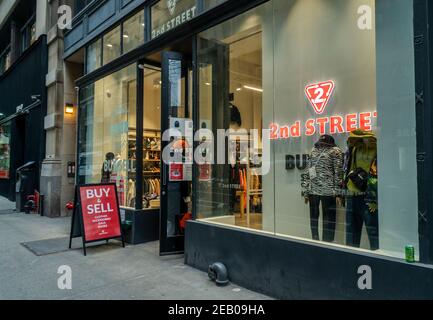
[243,85,263,93]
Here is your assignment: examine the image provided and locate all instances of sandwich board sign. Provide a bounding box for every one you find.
[69,184,125,256]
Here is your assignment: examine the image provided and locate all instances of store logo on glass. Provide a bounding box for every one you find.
[305,80,335,115]
[167,0,177,15]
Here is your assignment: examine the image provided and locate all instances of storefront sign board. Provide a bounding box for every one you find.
[69,184,125,256]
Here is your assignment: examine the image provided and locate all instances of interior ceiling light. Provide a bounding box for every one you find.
[106,43,113,48]
[236,88,242,91]
[123,34,129,38]
[243,85,263,93]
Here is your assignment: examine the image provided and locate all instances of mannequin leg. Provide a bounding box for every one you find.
[364,209,379,250]
[346,196,364,247]
[309,195,320,241]
[322,196,337,242]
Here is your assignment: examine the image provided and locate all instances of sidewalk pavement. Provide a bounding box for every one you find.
[0,196,15,211]
[0,209,271,300]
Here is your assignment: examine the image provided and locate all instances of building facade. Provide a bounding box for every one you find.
[64,0,433,299]
[40,0,82,217]
[0,0,80,218]
[0,0,48,201]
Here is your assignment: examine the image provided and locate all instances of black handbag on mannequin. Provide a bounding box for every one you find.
[346,149,369,192]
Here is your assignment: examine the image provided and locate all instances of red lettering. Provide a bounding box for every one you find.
[291,121,301,138]
[270,123,278,140]
[359,112,372,131]
[330,116,344,134]
[305,119,316,136]
[280,126,290,139]
[346,113,358,132]
[316,117,329,135]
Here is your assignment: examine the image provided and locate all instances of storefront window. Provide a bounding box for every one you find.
[78,65,136,208]
[0,46,11,75]
[103,26,121,65]
[0,123,11,179]
[151,0,197,39]
[196,0,419,261]
[122,11,145,54]
[86,39,102,73]
[142,67,162,209]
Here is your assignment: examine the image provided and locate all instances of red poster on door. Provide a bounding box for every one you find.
[79,185,122,242]
[169,163,184,181]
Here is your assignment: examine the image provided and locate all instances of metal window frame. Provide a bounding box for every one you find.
[414,0,433,264]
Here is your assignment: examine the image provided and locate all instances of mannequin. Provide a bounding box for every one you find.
[344,130,379,250]
[302,135,343,242]
[101,152,115,183]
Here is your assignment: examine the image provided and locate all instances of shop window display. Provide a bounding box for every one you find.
[142,68,162,209]
[78,64,136,207]
[196,0,418,260]
[0,123,10,179]
[197,4,266,230]
[78,64,164,210]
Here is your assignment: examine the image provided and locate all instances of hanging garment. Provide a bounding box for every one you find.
[127,179,135,206]
[302,145,344,197]
[343,130,377,194]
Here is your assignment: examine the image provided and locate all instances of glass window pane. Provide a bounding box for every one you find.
[196,3,270,231]
[142,67,162,209]
[123,11,145,54]
[30,22,37,45]
[103,26,121,65]
[151,0,197,39]
[0,123,11,179]
[78,65,137,208]
[86,39,102,73]
[196,0,419,261]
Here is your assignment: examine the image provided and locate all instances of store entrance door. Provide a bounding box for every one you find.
[160,51,193,255]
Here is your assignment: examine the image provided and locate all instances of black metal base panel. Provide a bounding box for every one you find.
[185,221,433,300]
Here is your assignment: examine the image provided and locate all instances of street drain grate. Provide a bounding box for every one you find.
[21,237,76,256]
[21,237,123,256]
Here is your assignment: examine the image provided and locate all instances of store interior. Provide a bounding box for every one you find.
[196,21,264,231]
